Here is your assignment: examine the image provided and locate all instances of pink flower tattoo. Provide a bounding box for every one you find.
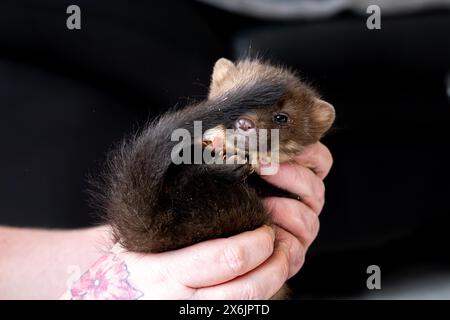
[70,253,143,300]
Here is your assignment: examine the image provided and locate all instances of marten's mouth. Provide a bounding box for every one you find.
[202,120,278,166]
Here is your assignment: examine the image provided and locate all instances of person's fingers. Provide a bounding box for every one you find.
[193,240,290,299]
[163,225,275,288]
[261,164,325,213]
[265,197,318,278]
[274,227,307,278]
[294,142,333,180]
[264,197,320,246]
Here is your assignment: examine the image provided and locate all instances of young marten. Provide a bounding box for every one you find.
[97,58,335,295]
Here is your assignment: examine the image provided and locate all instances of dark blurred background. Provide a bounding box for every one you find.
[0,0,449,299]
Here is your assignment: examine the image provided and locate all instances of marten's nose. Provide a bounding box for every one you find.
[235,118,255,132]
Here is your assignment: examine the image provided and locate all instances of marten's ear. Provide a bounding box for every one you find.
[308,99,335,140]
[209,58,236,99]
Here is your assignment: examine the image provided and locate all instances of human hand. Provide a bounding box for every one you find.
[62,143,332,300]
[261,142,333,278]
[62,225,292,300]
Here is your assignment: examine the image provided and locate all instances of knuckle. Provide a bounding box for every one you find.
[301,232,313,248]
[324,146,334,170]
[306,214,320,244]
[289,240,306,274]
[316,143,333,179]
[314,180,326,206]
[289,239,306,274]
[222,245,247,275]
[310,216,320,238]
[316,180,325,199]
[326,153,333,171]
[303,235,313,248]
[292,248,305,272]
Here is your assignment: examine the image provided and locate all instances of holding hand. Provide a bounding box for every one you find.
[62,142,332,300]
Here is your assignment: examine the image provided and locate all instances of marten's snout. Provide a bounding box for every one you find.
[234,117,255,132]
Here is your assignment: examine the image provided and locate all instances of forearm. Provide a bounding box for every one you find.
[0,225,111,299]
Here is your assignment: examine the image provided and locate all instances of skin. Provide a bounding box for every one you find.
[0,142,332,300]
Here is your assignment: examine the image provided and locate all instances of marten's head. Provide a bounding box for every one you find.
[206,58,335,164]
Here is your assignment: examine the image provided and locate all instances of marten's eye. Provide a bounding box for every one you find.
[273,113,289,124]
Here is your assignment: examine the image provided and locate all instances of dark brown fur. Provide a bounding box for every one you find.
[96,58,335,297]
